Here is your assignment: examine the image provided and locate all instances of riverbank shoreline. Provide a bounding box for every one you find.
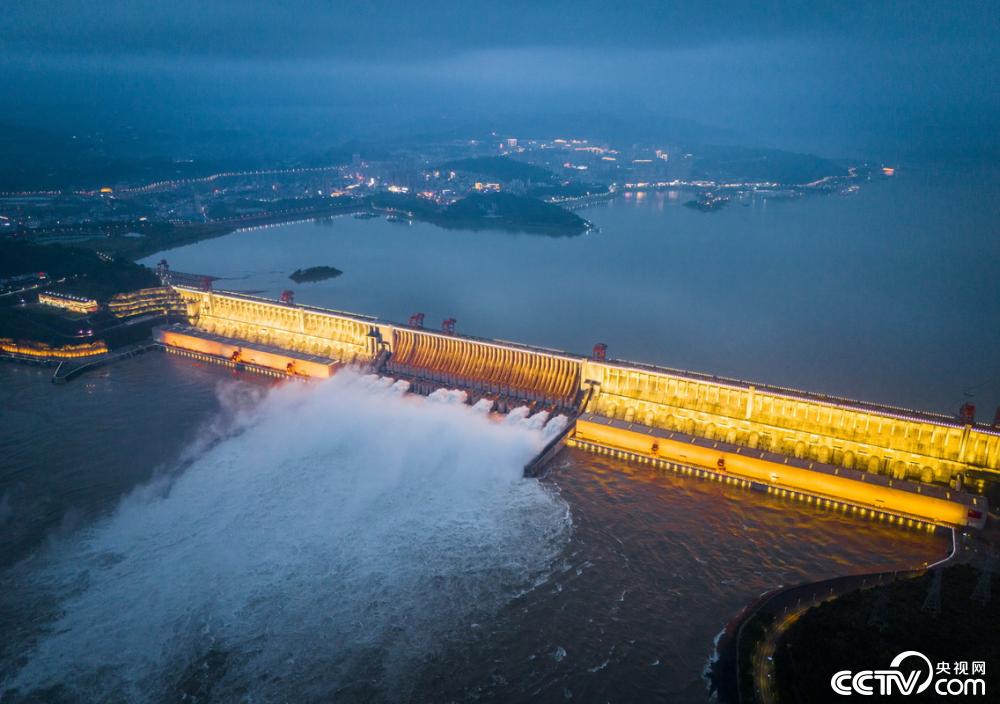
[710,528,967,703]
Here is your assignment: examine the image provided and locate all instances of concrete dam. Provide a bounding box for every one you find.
[155,286,997,530]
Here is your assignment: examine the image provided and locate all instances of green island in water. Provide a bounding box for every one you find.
[289,265,343,283]
[371,191,591,236]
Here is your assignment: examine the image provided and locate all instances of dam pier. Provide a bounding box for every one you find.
[153,285,996,531]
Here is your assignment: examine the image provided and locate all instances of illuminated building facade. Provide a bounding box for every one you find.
[0,337,107,358]
[37,291,99,314]
[108,287,187,318]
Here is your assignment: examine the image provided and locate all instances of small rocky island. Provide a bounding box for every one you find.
[683,194,730,212]
[289,266,342,283]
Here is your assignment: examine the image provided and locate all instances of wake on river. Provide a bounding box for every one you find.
[1,370,572,702]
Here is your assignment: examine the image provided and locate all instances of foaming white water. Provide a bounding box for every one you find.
[4,370,571,703]
[471,398,494,414]
[504,408,569,439]
[426,387,468,404]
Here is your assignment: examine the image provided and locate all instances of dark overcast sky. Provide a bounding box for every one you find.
[2,1,997,159]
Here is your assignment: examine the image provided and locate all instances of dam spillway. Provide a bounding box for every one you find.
[385,328,582,409]
[160,285,997,529]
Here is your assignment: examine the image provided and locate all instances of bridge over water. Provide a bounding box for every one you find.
[156,286,997,530]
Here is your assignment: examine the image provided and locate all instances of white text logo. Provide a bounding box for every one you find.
[831,651,986,696]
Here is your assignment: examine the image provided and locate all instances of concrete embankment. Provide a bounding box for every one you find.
[711,529,958,704]
[50,343,161,384]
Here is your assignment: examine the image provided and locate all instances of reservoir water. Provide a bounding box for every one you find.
[141,165,1000,415]
[1,165,989,702]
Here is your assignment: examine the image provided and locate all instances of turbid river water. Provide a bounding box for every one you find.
[0,356,947,703]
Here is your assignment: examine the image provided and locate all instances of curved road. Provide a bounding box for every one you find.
[749,528,957,704]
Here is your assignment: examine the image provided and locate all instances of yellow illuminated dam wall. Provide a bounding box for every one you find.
[386,328,581,406]
[580,360,1000,491]
[174,287,377,365]
[174,287,582,408]
[154,325,338,378]
[171,287,1000,497]
[573,416,987,529]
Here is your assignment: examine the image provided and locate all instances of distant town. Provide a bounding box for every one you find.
[0,128,898,373]
[0,133,887,258]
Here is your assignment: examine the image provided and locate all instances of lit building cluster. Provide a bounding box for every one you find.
[38,291,99,314]
[107,287,186,318]
[1,131,869,242]
[0,337,107,358]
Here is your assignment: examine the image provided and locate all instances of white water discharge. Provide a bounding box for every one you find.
[3,370,571,703]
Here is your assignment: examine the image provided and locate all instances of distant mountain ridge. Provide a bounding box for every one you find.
[690,145,848,184]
